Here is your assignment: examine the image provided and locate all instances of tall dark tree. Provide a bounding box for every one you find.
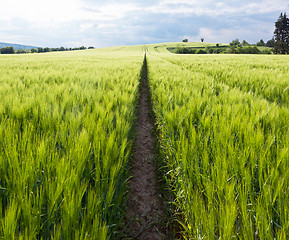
[274,12,289,54]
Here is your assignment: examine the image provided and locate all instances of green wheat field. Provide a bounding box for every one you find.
[1,43,289,239]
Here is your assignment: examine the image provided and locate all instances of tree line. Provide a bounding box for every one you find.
[176,44,271,55]
[0,46,95,54]
[179,12,289,55]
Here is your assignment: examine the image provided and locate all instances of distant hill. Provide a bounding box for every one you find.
[0,42,38,50]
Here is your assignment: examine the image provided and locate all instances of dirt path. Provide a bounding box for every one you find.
[126,56,168,239]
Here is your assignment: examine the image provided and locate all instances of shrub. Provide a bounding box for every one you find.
[196,49,207,54]
[176,48,196,54]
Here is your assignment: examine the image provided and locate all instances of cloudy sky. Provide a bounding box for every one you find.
[0,0,288,48]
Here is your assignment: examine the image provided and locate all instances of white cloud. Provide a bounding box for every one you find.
[0,0,140,26]
[244,0,289,14]
[145,0,289,16]
[80,23,94,32]
[97,24,118,29]
[0,0,288,47]
[0,0,82,23]
[189,23,275,44]
[1,0,288,27]
[77,3,141,21]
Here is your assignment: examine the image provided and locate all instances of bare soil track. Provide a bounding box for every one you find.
[125,56,169,240]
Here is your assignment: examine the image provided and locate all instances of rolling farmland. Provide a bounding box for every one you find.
[0,43,289,239]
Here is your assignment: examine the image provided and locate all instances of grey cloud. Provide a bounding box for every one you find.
[1,0,288,47]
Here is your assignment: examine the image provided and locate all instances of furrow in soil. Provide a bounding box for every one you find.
[126,56,168,240]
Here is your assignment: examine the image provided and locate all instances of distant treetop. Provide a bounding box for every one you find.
[0,47,15,54]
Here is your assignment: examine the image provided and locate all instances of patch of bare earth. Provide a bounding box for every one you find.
[125,57,169,240]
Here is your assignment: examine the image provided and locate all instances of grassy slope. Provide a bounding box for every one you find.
[99,42,228,54]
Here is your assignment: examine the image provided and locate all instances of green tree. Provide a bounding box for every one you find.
[183,39,188,42]
[0,47,15,54]
[31,48,37,53]
[241,40,250,46]
[256,39,265,46]
[196,49,206,54]
[230,39,241,47]
[16,49,26,54]
[43,47,51,52]
[247,46,261,54]
[266,38,275,47]
[274,12,289,54]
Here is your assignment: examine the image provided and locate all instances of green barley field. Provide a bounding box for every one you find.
[1,43,289,239]
[0,48,143,239]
